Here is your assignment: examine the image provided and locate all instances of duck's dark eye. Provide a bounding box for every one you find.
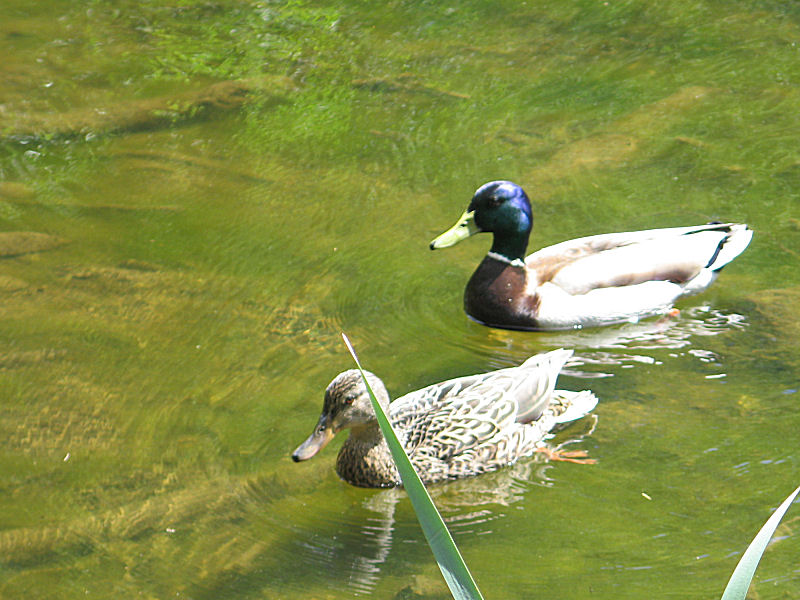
[488,194,503,208]
[344,395,356,405]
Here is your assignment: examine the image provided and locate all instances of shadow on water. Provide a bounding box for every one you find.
[445,305,748,376]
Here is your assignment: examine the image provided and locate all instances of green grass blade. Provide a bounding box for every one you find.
[342,333,485,600]
[720,485,800,600]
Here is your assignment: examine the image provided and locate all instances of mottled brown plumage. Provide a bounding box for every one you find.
[292,349,598,488]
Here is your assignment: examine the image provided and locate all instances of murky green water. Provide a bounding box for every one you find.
[1,1,799,598]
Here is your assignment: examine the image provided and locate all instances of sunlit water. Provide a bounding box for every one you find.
[1,1,799,599]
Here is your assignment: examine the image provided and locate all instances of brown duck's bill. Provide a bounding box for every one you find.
[429,210,479,249]
[292,415,335,462]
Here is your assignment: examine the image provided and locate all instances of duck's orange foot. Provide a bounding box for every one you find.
[536,447,597,464]
[655,308,681,326]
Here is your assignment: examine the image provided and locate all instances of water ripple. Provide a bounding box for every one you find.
[438,305,748,379]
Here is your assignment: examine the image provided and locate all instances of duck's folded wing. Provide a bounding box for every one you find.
[391,349,573,458]
[399,392,518,460]
[391,349,572,428]
[527,223,751,295]
[464,348,571,423]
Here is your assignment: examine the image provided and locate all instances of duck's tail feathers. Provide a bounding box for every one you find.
[519,348,573,372]
[706,223,753,271]
[515,349,573,423]
[550,390,599,424]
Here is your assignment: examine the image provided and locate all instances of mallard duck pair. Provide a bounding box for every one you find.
[294,181,752,487]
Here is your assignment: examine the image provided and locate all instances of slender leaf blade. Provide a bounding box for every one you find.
[342,333,484,600]
[720,485,800,600]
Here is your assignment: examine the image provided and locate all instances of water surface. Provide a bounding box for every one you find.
[1,1,799,599]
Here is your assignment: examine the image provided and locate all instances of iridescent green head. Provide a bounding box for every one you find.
[430,181,533,261]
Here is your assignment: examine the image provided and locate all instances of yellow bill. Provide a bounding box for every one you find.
[429,210,479,249]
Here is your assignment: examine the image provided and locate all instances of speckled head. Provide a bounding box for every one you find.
[291,370,389,462]
[322,370,389,429]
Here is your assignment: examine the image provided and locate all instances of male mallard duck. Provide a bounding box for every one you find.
[430,180,753,331]
[292,349,597,488]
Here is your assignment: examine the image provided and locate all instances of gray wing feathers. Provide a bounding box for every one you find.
[526,223,752,295]
[388,349,574,467]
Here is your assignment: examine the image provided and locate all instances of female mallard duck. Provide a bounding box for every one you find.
[430,180,753,331]
[292,349,597,488]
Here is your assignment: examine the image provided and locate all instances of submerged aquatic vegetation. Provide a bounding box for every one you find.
[138,0,344,81]
[0,1,799,598]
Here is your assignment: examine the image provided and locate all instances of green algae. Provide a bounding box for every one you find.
[0,1,799,599]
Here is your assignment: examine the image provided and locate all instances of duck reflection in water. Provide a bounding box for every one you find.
[295,418,596,596]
